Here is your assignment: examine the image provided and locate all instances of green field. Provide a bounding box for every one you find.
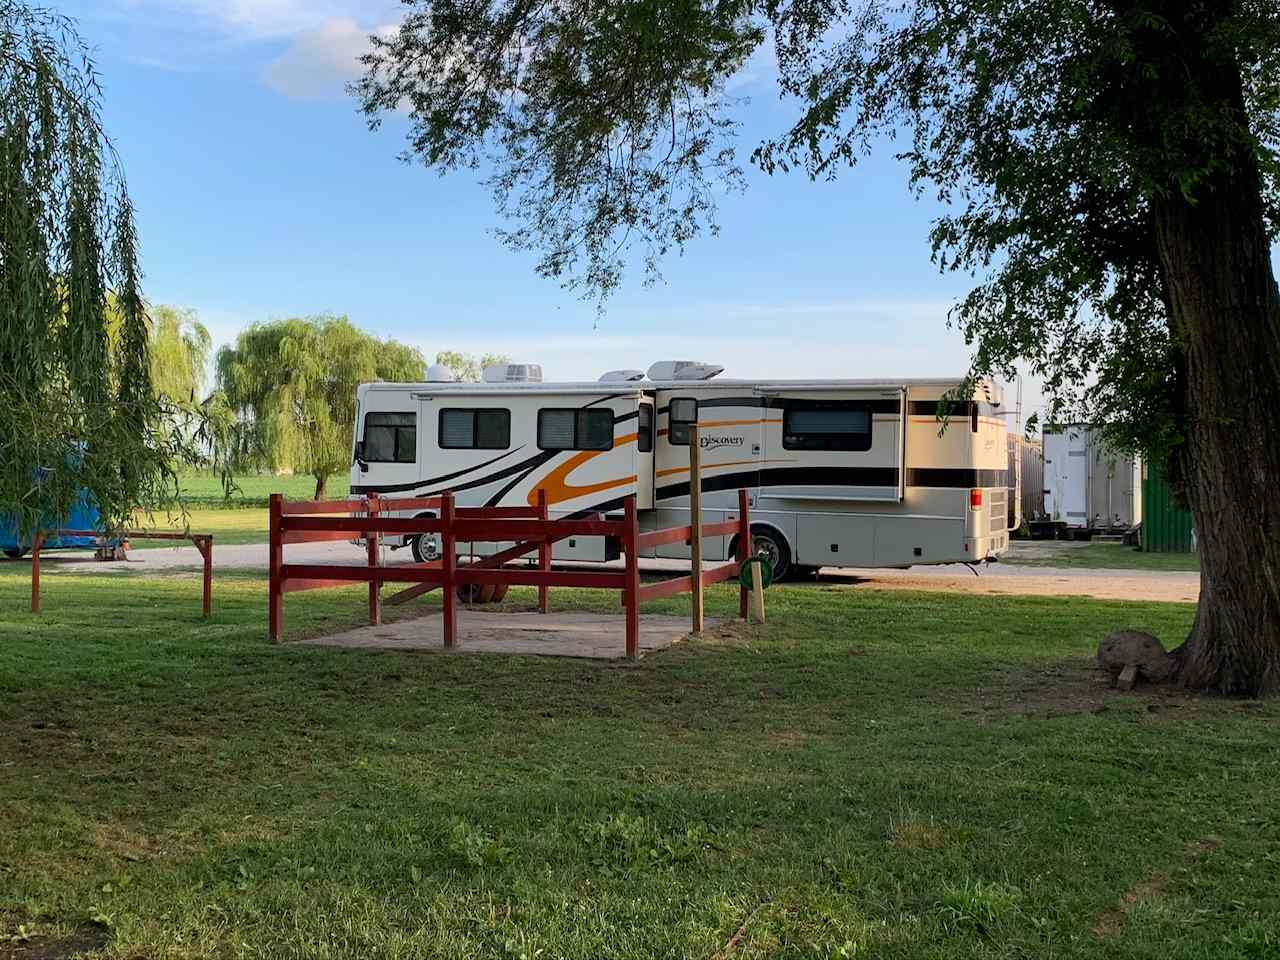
[174,471,352,508]
[1005,540,1201,572]
[3,568,1275,959]
[123,472,351,547]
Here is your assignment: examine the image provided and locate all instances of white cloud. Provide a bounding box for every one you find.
[262,17,393,99]
[145,1,373,38]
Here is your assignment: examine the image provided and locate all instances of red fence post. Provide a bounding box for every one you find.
[366,494,382,626]
[268,494,283,641]
[441,491,457,649]
[737,489,750,621]
[537,487,550,614]
[624,495,640,659]
[30,530,45,615]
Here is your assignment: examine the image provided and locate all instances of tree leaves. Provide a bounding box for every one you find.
[212,316,426,498]
[0,1,188,537]
[354,0,1279,460]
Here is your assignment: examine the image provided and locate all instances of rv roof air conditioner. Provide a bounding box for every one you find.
[482,362,544,383]
[646,360,724,382]
[599,369,646,382]
[425,364,456,382]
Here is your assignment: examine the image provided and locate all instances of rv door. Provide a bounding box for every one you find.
[635,396,656,509]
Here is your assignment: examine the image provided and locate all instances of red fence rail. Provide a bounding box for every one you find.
[27,529,214,617]
[268,488,753,658]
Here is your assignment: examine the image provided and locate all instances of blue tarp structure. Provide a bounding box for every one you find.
[1,488,102,557]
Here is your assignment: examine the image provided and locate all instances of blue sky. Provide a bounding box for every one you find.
[60,0,1044,420]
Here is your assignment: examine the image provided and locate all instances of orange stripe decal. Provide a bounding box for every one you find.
[528,433,638,507]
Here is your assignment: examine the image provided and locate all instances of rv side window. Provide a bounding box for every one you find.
[439,409,511,450]
[668,397,697,446]
[638,405,653,453]
[363,412,416,463]
[538,408,614,451]
[783,403,873,452]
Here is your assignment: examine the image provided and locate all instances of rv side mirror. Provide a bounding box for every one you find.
[353,442,369,472]
[669,398,697,424]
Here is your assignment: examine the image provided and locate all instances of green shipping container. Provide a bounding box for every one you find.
[1141,461,1196,553]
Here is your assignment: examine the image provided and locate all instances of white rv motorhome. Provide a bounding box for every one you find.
[350,363,1011,578]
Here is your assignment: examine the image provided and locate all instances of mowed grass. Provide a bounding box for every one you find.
[127,507,270,548]
[1005,540,1201,572]
[174,471,352,508]
[124,472,351,547]
[2,569,1277,959]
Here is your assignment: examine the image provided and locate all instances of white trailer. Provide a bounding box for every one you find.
[350,363,1011,578]
[1043,426,1141,533]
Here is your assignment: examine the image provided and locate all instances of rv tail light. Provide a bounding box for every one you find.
[970,488,984,510]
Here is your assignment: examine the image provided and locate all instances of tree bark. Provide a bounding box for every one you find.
[313,474,328,501]
[1147,47,1280,697]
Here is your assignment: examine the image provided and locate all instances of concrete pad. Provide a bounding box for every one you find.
[295,609,705,659]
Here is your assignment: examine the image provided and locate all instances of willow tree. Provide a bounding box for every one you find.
[355,1,1280,695]
[1,2,180,538]
[435,350,511,382]
[215,316,426,499]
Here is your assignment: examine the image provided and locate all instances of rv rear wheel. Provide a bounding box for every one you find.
[749,526,791,582]
[3,547,25,560]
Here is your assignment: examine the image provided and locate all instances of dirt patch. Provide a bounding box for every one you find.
[92,822,158,863]
[766,728,811,748]
[1093,873,1167,938]
[889,820,947,850]
[0,924,108,959]
[822,568,1198,604]
[962,658,1223,721]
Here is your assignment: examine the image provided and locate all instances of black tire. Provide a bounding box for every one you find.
[3,547,26,559]
[409,513,438,564]
[748,525,791,582]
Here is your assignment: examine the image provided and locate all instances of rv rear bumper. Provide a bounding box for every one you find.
[966,531,1010,560]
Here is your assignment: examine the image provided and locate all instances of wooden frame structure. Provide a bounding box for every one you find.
[28,529,214,617]
[267,488,753,658]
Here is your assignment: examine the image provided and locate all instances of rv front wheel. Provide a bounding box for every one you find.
[749,526,791,582]
[3,547,26,560]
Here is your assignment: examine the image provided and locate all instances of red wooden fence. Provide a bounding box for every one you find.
[268,488,753,658]
[28,529,214,616]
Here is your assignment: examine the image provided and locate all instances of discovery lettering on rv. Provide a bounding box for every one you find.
[699,435,744,451]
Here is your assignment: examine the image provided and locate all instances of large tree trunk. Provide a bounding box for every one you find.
[1148,64,1280,697]
[313,474,328,501]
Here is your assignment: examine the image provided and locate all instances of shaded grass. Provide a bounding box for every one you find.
[1,569,1276,959]
[1006,540,1201,572]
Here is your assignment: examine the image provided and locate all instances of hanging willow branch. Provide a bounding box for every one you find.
[1,1,184,538]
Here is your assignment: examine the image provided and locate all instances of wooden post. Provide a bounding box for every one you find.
[689,423,704,633]
[268,494,283,641]
[737,488,750,621]
[750,560,766,624]
[366,494,382,626]
[537,487,550,614]
[195,535,213,618]
[441,491,457,649]
[624,495,640,659]
[30,530,45,615]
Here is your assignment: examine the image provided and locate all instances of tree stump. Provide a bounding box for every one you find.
[1098,630,1177,688]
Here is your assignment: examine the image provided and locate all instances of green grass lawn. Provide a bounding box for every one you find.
[126,506,270,548]
[2,570,1275,959]
[122,472,354,547]
[174,471,352,508]
[1005,540,1201,572]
